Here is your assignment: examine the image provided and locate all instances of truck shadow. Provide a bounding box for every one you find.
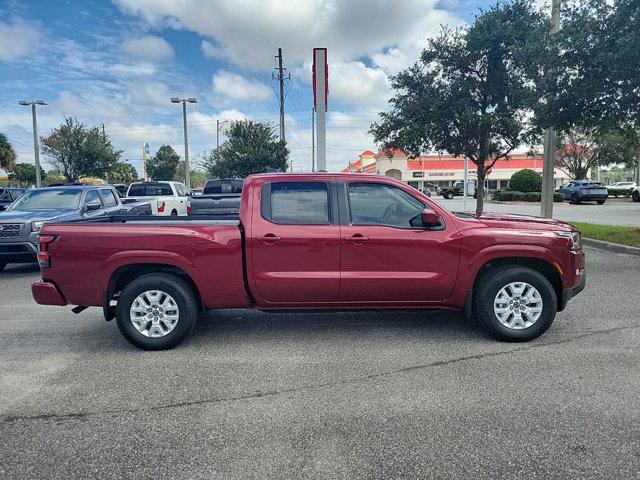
[0,263,40,278]
[187,308,484,346]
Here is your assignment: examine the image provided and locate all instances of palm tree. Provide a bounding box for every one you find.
[0,132,17,173]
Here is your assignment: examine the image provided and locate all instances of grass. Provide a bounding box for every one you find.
[569,222,640,248]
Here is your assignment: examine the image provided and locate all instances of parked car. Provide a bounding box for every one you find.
[32,173,585,350]
[632,185,640,202]
[0,185,150,271]
[188,178,243,216]
[190,187,204,196]
[126,181,190,216]
[555,180,608,204]
[0,187,27,211]
[441,181,488,199]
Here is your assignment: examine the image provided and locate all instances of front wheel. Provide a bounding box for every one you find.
[596,199,605,205]
[473,266,557,342]
[115,273,198,350]
[570,193,581,204]
[443,191,454,199]
[632,191,640,202]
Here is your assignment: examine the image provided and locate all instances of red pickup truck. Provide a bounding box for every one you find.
[31,173,585,350]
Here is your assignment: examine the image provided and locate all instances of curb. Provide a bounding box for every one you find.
[583,238,640,256]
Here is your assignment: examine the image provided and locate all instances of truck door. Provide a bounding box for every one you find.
[249,180,340,304]
[338,180,459,303]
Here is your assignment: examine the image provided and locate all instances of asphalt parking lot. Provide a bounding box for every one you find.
[437,197,640,227]
[1,248,639,480]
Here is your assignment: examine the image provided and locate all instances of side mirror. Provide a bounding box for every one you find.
[421,208,440,227]
[85,203,101,212]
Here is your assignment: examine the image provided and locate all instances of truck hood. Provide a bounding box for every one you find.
[0,208,78,223]
[454,211,576,232]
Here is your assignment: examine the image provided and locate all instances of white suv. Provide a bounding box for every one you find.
[126,181,191,216]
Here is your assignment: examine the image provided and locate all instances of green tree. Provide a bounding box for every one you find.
[40,117,122,182]
[204,120,288,178]
[147,145,180,181]
[546,0,640,130]
[370,1,547,215]
[0,132,17,173]
[107,161,139,183]
[554,127,633,180]
[8,163,41,187]
[174,160,208,187]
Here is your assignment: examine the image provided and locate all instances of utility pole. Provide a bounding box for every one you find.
[273,48,289,145]
[102,123,106,144]
[19,100,46,188]
[171,97,197,187]
[311,108,315,172]
[541,0,561,218]
[216,119,230,150]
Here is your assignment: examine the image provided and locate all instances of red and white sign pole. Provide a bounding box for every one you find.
[313,48,327,172]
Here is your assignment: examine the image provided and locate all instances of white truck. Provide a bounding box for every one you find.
[126,181,191,216]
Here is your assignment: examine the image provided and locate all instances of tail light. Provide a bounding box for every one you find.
[157,200,166,213]
[37,234,57,269]
[186,198,191,215]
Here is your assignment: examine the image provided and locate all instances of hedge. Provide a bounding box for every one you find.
[508,169,543,193]
[491,189,564,202]
[606,187,633,197]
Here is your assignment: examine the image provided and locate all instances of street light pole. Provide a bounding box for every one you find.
[171,97,197,187]
[19,99,46,187]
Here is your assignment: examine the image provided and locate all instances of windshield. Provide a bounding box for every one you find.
[128,183,173,196]
[8,189,82,211]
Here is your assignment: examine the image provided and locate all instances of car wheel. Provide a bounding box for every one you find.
[444,191,454,199]
[0,262,6,272]
[170,209,178,216]
[633,191,640,202]
[472,266,557,342]
[596,199,605,205]
[570,193,581,204]
[115,273,199,350]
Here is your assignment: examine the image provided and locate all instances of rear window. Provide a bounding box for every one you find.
[262,182,329,224]
[128,183,173,196]
[204,179,243,194]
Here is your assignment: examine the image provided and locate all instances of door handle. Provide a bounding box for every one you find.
[257,233,281,244]
[344,234,368,243]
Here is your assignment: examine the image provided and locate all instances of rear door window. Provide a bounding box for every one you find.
[100,189,119,207]
[263,182,329,224]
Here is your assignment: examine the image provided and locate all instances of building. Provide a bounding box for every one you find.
[342,150,570,191]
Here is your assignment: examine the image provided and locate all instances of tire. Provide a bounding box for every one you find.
[0,262,6,272]
[443,191,454,200]
[472,266,557,342]
[596,199,605,205]
[633,191,640,202]
[570,193,580,204]
[170,209,178,216]
[115,273,198,350]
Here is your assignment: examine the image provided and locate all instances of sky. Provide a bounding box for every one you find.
[0,0,530,176]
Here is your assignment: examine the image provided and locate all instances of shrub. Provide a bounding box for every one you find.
[508,169,542,193]
[607,187,632,197]
[492,189,565,202]
[553,192,565,202]
[524,192,541,202]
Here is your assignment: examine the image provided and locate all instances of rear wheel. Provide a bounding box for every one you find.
[570,193,581,204]
[0,262,6,272]
[596,199,605,205]
[473,266,557,342]
[632,191,640,202]
[115,273,198,350]
[443,191,454,199]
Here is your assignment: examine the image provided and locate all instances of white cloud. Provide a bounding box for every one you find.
[127,81,171,108]
[329,61,391,109]
[201,40,224,60]
[0,18,40,61]
[211,70,270,102]
[122,35,174,60]
[113,0,461,69]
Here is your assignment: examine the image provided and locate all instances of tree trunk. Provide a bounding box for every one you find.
[476,166,486,216]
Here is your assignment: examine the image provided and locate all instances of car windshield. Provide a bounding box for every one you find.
[128,183,173,196]
[7,189,82,211]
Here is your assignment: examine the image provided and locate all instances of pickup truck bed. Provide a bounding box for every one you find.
[32,173,586,350]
